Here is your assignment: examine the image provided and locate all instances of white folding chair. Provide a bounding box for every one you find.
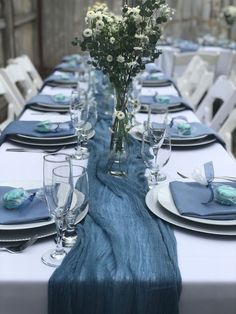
[197,51,220,77]
[8,55,43,91]
[228,51,236,82]
[187,69,214,110]
[219,108,236,159]
[176,56,214,109]
[171,51,220,80]
[196,76,236,131]
[0,74,23,130]
[171,52,195,78]
[0,63,38,107]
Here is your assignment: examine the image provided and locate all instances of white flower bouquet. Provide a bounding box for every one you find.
[223,5,236,26]
[73,1,174,175]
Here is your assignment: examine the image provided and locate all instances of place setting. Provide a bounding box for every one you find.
[138,94,193,113]
[130,114,224,149]
[25,93,71,113]
[138,71,173,88]
[42,71,78,89]
[0,154,89,264]
[145,161,236,236]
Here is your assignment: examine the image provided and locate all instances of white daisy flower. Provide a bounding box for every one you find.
[107,55,113,62]
[83,28,93,38]
[110,37,115,44]
[117,55,125,63]
[112,24,119,32]
[95,12,103,20]
[96,20,105,30]
[87,11,96,19]
[116,111,125,120]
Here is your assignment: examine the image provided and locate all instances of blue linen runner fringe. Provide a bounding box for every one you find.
[48,98,181,314]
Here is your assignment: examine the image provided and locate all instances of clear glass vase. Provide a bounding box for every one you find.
[107,86,129,177]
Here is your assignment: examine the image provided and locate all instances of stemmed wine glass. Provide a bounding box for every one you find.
[42,153,73,267]
[70,90,89,160]
[61,162,89,247]
[141,107,169,188]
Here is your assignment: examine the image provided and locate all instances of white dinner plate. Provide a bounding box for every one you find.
[9,136,77,147]
[145,184,236,236]
[0,206,88,242]
[156,182,236,226]
[30,105,69,113]
[9,129,95,147]
[140,104,186,113]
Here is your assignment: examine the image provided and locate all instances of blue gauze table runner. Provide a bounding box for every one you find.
[48,97,181,314]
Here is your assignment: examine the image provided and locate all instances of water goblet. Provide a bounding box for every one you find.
[144,130,171,187]
[42,153,73,267]
[62,162,89,247]
[141,108,168,188]
[70,90,89,160]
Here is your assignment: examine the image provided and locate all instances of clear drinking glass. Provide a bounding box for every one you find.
[62,163,89,247]
[42,153,72,267]
[143,130,171,188]
[70,90,89,160]
[141,108,169,188]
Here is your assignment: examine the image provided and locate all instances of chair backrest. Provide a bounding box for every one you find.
[197,51,220,75]
[0,63,38,106]
[219,107,236,159]
[176,57,212,109]
[0,74,23,130]
[171,52,195,78]
[187,70,214,110]
[196,76,236,131]
[172,51,220,79]
[8,55,43,90]
[181,56,208,86]
[228,51,236,82]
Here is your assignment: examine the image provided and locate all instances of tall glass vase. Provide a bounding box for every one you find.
[107,86,130,177]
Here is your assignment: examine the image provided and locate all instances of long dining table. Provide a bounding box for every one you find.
[1,64,236,314]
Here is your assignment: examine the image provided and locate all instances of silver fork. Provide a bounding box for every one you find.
[177,171,236,182]
[0,234,38,253]
[6,146,65,153]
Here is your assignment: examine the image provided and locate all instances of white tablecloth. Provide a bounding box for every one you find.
[1,84,236,314]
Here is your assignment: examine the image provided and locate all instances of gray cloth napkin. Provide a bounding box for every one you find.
[0,120,74,145]
[0,186,50,224]
[55,62,82,72]
[139,94,192,110]
[44,73,78,87]
[169,181,236,220]
[26,94,70,109]
[170,122,225,146]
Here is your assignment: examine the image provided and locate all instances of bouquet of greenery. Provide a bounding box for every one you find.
[73,0,174,175]
[223,5,236,26]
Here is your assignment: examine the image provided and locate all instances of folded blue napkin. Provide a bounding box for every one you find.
[145,62,161,73]
[174,40,199,52]
[140,73,172,86]
[61,54,82,63]
[0,120,74,145]
[0,186,50,224]
[139,94,192,110]
[26,94,70,108]
[170,122,225,146]
[55,61,82,72]
[44,73,78,86]
[169,181,236,220]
